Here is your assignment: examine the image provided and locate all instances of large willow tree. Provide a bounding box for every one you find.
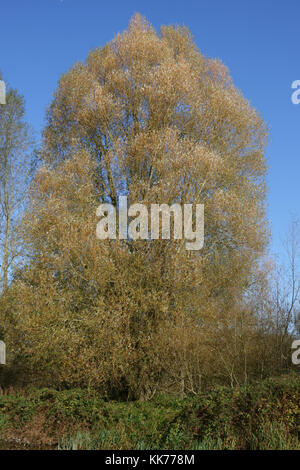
[3,15,268,397]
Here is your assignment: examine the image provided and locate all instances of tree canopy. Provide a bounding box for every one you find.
[2,14,269,398]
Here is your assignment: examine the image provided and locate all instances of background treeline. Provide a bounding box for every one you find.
[0,15,299,400]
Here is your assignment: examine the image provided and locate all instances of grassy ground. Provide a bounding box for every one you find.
[0,373,299,450]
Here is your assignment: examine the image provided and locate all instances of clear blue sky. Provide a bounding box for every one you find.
[0,0,299,257]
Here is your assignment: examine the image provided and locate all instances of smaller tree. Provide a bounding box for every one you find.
[0,76,36,292]
[250,218,300,377]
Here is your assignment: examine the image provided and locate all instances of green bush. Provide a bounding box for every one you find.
[0,373,299,449]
